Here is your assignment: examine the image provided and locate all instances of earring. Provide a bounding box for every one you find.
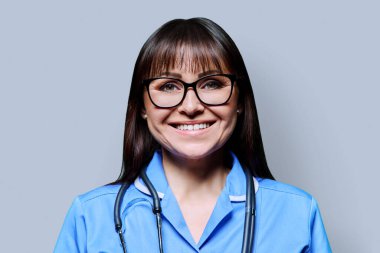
[142,114,147,119]
[237,109,240,114]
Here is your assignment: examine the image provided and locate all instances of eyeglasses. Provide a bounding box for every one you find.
[142,74,236,108]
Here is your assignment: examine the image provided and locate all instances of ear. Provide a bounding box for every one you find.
[237,104,243,115]
[140,108,147,120]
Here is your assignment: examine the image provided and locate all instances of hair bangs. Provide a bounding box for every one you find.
[145,31,232,79]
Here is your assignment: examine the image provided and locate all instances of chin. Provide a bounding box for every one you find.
[177,152,210,160]
[169,144,221,160]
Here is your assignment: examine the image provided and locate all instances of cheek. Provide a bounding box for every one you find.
[146,111,166,132]
[212,107,238,132]
[144,107,172,137]
[226,113,238,132]
[221,105,239,134]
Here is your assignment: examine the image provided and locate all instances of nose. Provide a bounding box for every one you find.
[177,88,204,116]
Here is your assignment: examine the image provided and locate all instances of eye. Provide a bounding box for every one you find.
[159,82,182,93]
[199,80,224,90]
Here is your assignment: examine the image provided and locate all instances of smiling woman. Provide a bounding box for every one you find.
[54,18,332,253]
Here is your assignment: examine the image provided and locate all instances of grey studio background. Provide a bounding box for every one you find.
[0,0,379,252]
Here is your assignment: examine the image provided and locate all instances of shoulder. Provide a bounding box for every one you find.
[255,179,332,251]
[257,177,313,200]
[256,178,319,225]
[74,183,142,210]
[76,184,121,203]
[256,178,316,214]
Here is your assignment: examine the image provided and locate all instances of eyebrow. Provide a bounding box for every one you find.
[159,70,221,78]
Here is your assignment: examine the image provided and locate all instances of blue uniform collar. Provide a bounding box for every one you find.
[133,149,259,249]
[134,149,259,201]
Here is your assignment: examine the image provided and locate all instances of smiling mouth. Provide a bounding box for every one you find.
[171,122,214,131]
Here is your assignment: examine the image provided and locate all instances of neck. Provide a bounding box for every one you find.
[161,148,231,202]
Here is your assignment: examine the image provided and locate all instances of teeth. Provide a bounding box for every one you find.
[176,123,211,131]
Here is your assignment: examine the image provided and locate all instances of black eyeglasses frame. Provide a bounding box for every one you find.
[142,73,237,109]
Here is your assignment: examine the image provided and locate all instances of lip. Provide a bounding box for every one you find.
[169,120,216,126]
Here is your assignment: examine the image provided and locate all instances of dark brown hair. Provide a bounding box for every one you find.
[112,17,274,184]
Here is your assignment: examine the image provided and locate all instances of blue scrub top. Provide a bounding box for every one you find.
[54,150,332,253]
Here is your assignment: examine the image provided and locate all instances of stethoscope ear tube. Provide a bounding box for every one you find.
[114,182,131,253]
[140,169,164,253]
[241,167,256,253]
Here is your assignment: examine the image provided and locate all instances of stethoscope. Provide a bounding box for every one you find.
[114,166,256,253]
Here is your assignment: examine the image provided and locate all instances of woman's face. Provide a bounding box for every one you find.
[142,65,240,160]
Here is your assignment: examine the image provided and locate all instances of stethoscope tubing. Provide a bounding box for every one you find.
[242,167,256,252]
[114,182,131,253]
[140,170,164,253]
[114,167,256,253]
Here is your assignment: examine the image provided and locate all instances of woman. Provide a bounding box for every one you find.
[54,18,332,253]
